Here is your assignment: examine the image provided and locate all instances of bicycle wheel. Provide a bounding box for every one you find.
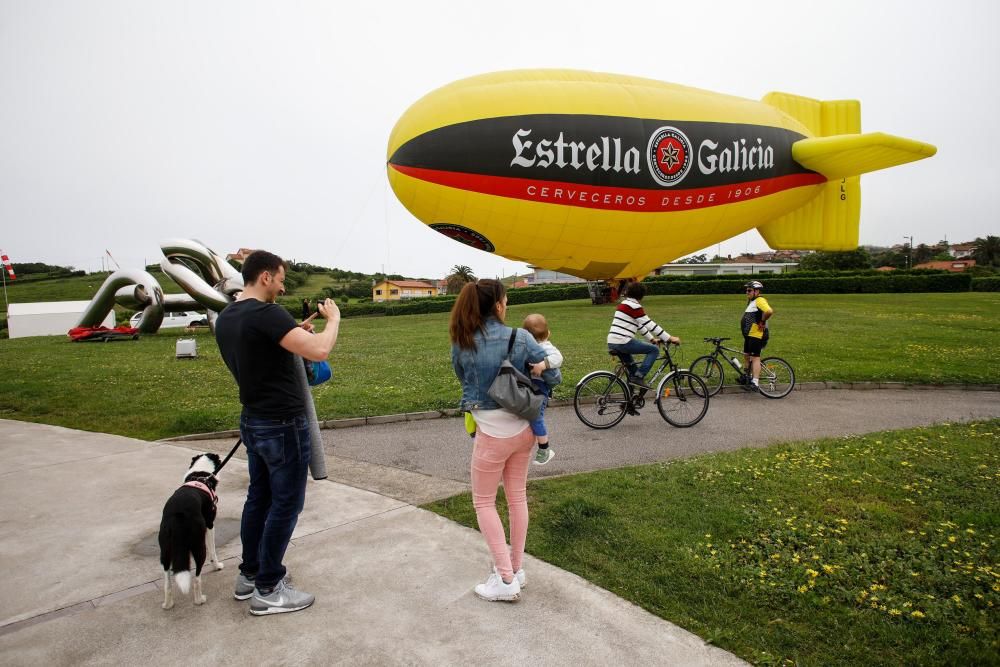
[689,355,725,397]
[574,371,630,429]
[758,357,795,399]
[656,371,710,427]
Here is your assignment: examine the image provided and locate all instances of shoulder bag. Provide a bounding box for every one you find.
[487,328,543,421]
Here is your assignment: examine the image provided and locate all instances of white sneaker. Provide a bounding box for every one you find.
[474,570,520,602]
[495,566,527,589]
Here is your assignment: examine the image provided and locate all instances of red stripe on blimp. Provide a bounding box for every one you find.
[389,164,827,213]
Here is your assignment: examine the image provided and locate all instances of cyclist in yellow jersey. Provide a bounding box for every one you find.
[741,281,773,392]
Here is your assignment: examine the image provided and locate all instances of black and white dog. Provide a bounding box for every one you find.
[158,452,225,609]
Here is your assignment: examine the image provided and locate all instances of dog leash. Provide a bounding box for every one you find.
[217,438,243,473]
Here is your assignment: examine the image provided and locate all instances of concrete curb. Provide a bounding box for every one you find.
[160,382,1000,443]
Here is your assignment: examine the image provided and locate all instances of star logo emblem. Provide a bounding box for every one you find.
[647,126,692,187]
[660,142,680,170]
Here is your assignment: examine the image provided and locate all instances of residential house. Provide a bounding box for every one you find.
[226,248,257,264]
[913,259,977,272]
[950,242,976,259]
[372,279,436,302]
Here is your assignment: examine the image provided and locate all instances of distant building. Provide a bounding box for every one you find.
[652,262,798,277]
[435,279,448,296]
[372,279,436,302]
[8,301,115,338]
[528,268,586,285]
[913,259,977,272]
[226,248,256,264]
[950,243,976,259]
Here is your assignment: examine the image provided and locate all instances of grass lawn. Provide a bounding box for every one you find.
[425,420,1000,666]
[0,293,997,440]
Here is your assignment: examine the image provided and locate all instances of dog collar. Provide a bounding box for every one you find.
[183,480,218,506]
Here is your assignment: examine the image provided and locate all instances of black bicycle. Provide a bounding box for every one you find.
[574,342,710,429]
[689,337,795,399]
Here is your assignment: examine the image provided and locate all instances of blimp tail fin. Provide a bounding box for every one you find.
[756,92,861,250]
[759,92,935,250]
[758,132,937,251]
[791,133,938,179]
[758,178,860,251]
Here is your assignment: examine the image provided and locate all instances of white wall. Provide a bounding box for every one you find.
[8,303,115,339]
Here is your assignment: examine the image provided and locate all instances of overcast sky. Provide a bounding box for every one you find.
[2,0,997,278]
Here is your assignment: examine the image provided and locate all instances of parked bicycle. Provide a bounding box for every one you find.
[689,337,795,399]
[574,342,709,429]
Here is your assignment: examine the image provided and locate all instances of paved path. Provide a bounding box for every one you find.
[0,420,744,666]
[190,388,1000,504]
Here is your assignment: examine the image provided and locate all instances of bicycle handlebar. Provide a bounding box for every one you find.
[703,337,731,344]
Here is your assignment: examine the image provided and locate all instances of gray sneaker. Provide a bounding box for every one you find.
[235,572,293,600]
[249,580,314,616]
[533,448,554,465]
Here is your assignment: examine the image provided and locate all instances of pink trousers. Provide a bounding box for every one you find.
[471,425,535,581]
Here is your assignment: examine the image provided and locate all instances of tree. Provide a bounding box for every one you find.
[973,236,1000,267]
[797,248,873,271]
[871,249,906,269]
[913,244,934,265]
[677,253,708,264]
[446,275,467,294]
[446,265,477,294]
[450,265,476,282]
[345,281,370,299]
[933,239,950,256]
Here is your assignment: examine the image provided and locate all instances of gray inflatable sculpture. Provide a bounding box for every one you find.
[76,239,328,479]
[77,238,241,334]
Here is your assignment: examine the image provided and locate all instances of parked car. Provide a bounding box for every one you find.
[129,310,208,329]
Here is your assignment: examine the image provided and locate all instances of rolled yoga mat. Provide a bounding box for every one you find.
[293,354,328,480]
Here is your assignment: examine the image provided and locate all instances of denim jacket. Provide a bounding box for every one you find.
[451,316,546,411]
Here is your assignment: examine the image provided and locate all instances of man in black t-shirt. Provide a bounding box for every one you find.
[215,250,340,616]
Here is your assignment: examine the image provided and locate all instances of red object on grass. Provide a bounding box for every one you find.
[68,325,140,342]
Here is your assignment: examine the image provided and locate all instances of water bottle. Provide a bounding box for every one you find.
[733,356,741,369]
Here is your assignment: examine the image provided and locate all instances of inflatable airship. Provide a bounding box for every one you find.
[387,70,936,280]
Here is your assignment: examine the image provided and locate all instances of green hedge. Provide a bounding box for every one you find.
[645,273,971,295]
[271,273,974,320]
[508,285,590,304]
[643,268,948,283]
[972,277,1000,292]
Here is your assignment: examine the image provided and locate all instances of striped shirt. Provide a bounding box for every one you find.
[607,298,671,345]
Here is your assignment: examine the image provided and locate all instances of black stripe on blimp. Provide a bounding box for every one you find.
[389,114,814,190]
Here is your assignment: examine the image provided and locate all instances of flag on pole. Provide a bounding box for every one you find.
[1,252,15,280]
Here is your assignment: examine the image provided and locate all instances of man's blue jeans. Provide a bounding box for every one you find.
[608,339,660,378]
[238,412,311,590]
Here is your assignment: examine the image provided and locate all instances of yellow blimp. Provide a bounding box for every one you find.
[387,70,936,280]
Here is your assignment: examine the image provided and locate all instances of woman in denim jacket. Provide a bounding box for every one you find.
[450,279,546,602]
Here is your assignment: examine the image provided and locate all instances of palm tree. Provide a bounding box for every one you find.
[450,265,476,282]
[973,236,1000,267]
[446,265,477,294]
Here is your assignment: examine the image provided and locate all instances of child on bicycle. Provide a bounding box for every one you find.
[522,313,563,465]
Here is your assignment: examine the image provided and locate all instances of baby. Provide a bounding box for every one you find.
[522,313,563,465]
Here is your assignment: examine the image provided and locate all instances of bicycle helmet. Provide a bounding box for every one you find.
[744,280,764,291]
